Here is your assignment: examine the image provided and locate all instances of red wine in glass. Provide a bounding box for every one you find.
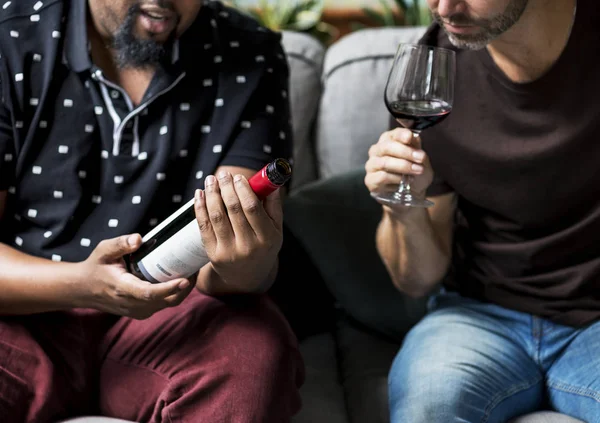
[373,44,456,208]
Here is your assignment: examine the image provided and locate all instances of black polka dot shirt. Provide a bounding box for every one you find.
[0,0,293,263]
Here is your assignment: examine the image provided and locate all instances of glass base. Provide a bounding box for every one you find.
[370,191,434,208]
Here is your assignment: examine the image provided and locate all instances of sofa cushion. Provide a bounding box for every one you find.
[316,27,427,179]
[281,31,325,190]
[283,168,428,342]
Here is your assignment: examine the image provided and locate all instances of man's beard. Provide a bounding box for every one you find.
[111,4,176,69]
[433,0,528,50]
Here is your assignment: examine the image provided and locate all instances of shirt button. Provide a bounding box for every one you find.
[111,90,119,99]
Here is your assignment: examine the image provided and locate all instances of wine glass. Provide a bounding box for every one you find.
[372,43,455,208]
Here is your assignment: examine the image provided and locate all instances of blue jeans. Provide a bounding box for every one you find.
[388,290,600,423]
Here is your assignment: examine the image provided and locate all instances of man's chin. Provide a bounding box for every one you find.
[445,32,490,51]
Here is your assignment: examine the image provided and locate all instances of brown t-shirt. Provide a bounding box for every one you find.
[393,1,600,327]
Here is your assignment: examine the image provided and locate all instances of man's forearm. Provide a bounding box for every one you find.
[195,259,278,296]
[377,208,451,297]
[0,243,83,315]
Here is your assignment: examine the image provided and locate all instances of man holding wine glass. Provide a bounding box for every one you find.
[365,0,600,421]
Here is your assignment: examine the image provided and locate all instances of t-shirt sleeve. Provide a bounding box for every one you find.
[218,38,293,172]
[0,70,15,191]
[387,114,453,197]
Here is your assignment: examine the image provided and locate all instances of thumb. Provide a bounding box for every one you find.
[94,234,142,263]
[263,188,283,230]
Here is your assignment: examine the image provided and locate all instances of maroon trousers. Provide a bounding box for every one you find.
[0,290,304,423]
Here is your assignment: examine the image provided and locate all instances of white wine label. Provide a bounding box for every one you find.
[138,219,209,282]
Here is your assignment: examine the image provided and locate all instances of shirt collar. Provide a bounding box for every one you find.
[63,0,181,73]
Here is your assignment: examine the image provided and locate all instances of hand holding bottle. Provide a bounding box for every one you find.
[194,171,283,292]
[74,234,196,319]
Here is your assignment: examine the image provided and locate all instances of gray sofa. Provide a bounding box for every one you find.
[60,27,582,423]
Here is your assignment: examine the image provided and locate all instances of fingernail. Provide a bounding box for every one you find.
[412,151,425,161]
[412,164,424,173]
[178,279,190,290]
[205,175,215,188]
[217,170,228,180]
[234,174,243,183]
[128,235,138,246]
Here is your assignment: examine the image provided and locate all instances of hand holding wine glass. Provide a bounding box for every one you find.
[371,43,455,208]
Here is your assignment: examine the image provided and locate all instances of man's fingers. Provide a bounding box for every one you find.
[204,175,235,242]
[117,274,187,302]
[95,234,141,262]
[217,171,254,239]
[194,189,217,250]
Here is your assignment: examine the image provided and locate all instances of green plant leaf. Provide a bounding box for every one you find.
[361,6,388,26]
[377,0,397,26]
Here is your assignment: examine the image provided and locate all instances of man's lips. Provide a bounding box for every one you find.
[443,21,478,34]
[140,6,175,21]
[138,6,176,34]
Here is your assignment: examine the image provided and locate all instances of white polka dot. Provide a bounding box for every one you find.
[204,44,212,50]
[159,125,168,135]
[201,125,211,134]
[108,219,119,228]
[2,2,11,10]
[63,99,73,107]
[33,53,42,62]
[14,214,20,221]
[263,145,272,153]
[215,98,224,107]
[114,175,124,184]
[94,106,103,115]
[84,124,94,133]
[179,150,188,157]
[52,31,61,39]
[210,19,217,28]
[172,195,182,203]
[33,1,43,10]
[15,236,23,246]
[256,55,265,62]
[8,186,15,194]
[32,166,42,174]
[141,108,149,115]
[58,145,69,154]
[39,121,47,128]
[44,231,52,238]
[138,152,148,160]
[149,218,158,226]
[101,150,109,159]
[196,170,204,179]
[212,145,222,153]
[84,80,90,88]
[80,238,91,247]
[53,190,63,199]
[277,53,285,60]
[230,41,240,48]
[52,254,62,262]
[236,75,246,84]
[30,98,39,106]
[266,105,274,114]
[180,103,190,111]
[267,68,274,73]
[214,56,222,64]
[15,121,23,128]
[219,11,229,18]
[132,196,141,204]
[15,73,23,82]
[4,153,12,161]
[78,170,87,179]
[27,209,37,218]
[282,90,288,98]
[30,14,40,22]
[241,121,251,129]
[279,131,286,140]
[156,173,166,181]
[10,30,18,38]
[92,195,102,204]
[203,79,213,87]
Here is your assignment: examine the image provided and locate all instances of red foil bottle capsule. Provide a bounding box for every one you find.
[249,158,293,199]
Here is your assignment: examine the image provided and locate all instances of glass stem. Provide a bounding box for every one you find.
[393,131,420,201]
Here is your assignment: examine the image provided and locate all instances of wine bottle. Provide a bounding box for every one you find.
[126,158,292,283]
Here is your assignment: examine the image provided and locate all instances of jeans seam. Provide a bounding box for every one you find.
[548,378,600,403]
[481,376,543,423]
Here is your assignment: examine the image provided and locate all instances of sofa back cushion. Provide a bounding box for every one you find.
[316,27,427,179]
[281,31,325,189]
